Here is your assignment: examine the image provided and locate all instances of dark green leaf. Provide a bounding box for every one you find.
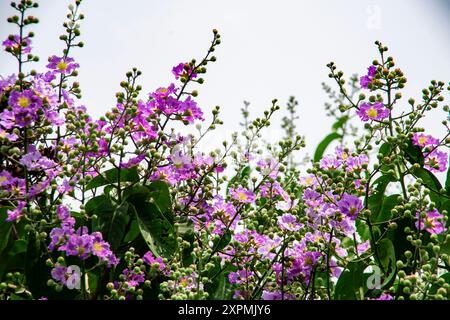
[0,207,12,255]
[404,140,424,167]
[332,115,349,132]
[368,175,396,220]
[130,201,177,259]
[411,167,442,208]
[313,132,342,163]
[148,181,172,215]
[9,239,27,256]
[378,238,396,276]
[334,261,365,300]
[85,166,139,190]
[376,194,402,223]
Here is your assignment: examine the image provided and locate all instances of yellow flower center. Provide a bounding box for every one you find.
[0,176,7,183]
[93,242,103,253]
[305,177,314,185]
[180,278,188,287]
[18,96,30,108]
[418,137,427,145]
[366,107,378,118]
[238,192,248,201]
[57,61,68,71]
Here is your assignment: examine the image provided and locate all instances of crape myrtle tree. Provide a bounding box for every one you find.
[0,0,449,300]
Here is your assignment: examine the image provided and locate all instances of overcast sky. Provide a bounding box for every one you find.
[1,0,449,176]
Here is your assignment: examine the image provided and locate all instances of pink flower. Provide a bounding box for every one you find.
[412,133,440,148]
[46,56,79,75]
[143,251,167,272]
[319,156,341,170]
[2,35,32,54]
[172,62,198,80]
[277,213,303,231]
[424,150,447,173]
[369,293,394,300]
[6,201,26,222]
[230,186,256,204]
[338,193,363,220]
[360,65,376,89]
[415,209,445,234]
[356,102,390,121]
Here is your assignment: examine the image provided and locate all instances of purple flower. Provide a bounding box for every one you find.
[230,186,256,204]
[91,232,111,259]
[369,293,394,300]
[120,153,145,168]
[228,269,254,285]
[0,170,15,187]
[179,96,204,123]
[59,227,93,260]
[338,193,363,220]
[143,251,166,272]
[424,150,447,173]
[46,56,79,75]
[48,226,71,250]
[122,269,145,288]
[412,133,440,148]
[2,35,32,54]
[415,209,445,234]
[261,290,295,300]
[5,89,42,128]
[257,157,279,179]
[208,195,239,234]
[9,89,42,110]
[51,263,68,285]
[172,62,197,80]
[357,240,370,254]
[356,102,390,121]
[360,65,376,89]
[6,201,26,222]
[277,213,302,232]
[346,154,369,173]
[319,156,341,170]
[20,145,56,171]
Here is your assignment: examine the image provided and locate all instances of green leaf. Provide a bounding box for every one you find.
[24,230,48,296]
[85,166,139,190]
[226,166,252,192]
[212,230,232,252]
[428,273,450,295]
[95,202,129,251]
[9,239,27,256]
[87,195,129,250]
[376,194,402,223]
[334,261,365,300]
[411,167,442,208]
[148,181,172,215]
[378,142,392,157]
[387,216,415,265]
[313,132,342,163]
[0,207,13,255]
[85,195,114,215]
[378,238,396,276]
[368,175,396,220]
[331,115,349,132]
[240,166,251,179]
[404,140,424,167]
[130,201,177,259]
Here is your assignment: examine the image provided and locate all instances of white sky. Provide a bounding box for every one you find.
[1,0,449,176]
